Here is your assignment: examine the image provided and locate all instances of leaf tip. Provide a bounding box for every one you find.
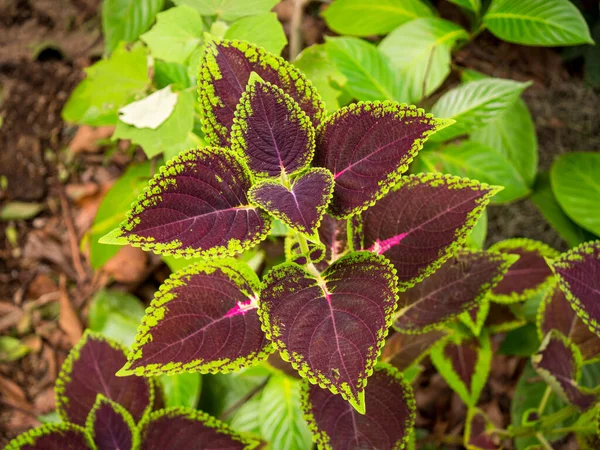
[348,390,366,415]
[98,228,127,246]
[115,365,133,378]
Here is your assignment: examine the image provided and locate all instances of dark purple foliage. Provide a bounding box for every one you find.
[88,397,135,450]
[467,411,498,449]
[301,364,415,449]
[5,424,95,450]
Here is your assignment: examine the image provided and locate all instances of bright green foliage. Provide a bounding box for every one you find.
[419,140,530,203]
[484,0,594,46]
[0,336,30,362]
[88,161,154,268]
[154,60,193,89]
[259,376,313,450]
[294,44,347,112]
[174,0,278,21]
[551,152,600,237]
[113,89,203,159]
[449,0,481,15]
[88,290,146,347]
[379,18,468,103]
[102,0,165,54]
[322,0,433,36]
[325,37,401,102]
[225,13,287,55]
[62,43,149,126]
[431,78,531,141]
[465,209,488,249]
[160,373,202,408]
[141,5,205,64]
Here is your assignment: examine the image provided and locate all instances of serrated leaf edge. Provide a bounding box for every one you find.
[4,422,96,450]
[85,394,140,449]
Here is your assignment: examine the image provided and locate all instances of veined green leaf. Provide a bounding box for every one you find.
[160,373,202,408]
[379,18,468,103]
[322,0,433,36]
[225,13,287,56]
[484,0,593,46]
[449,0,481,15]
[174,0,278,21]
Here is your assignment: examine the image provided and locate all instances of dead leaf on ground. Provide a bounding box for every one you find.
[58,276,82,346]
[103,245,147,284]
[68,125,114,154]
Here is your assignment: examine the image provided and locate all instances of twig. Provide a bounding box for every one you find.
[219,377,270,420]
[289,0,307,61]
[58,187,87,283]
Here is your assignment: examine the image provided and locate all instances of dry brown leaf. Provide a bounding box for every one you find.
[58,275,82,346]
[68,125,114,154]
[103,245,147,284]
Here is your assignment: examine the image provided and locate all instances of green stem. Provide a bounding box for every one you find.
[536,432,554,450]
[538,386,552,416]
[296,232,321,278]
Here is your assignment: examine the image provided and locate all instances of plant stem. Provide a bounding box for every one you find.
[296,232,321,278]
[538,386,552,416]
[289,0,307,61]
[536,432,554,450]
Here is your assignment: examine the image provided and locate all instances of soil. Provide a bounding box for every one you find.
[1,0,598,447]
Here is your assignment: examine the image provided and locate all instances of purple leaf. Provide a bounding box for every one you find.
[314,102,452,218]
[532,331,597,411]
[360,173,500,290]
[55,331,153,426]
[301,364,415,448]
[4,423,95,450]
[551,240,600,338]
[119,260,273,377]
[85,395,138,450]
[466,409,499,450]
[100,147,271,259]
[199,37,325,147]
[393,249,516,333]
[488,238,559,304]
[230,80,315,178]
[138,407,260,450]
[260,251,398,412]
[538,282,600,362]
[381,330,447,372]
[249,168,334,235]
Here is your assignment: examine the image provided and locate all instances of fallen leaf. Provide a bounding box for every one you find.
[118,85,178,129]
[0,202,43,220]
[103,245,147,283]
[68,125,115,154]
[58,275,83,346]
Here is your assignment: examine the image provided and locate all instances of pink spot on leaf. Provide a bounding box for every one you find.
[368,233,409,255]
[224,296,258,318]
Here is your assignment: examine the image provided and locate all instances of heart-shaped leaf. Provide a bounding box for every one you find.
[138,407,260,449]
[487,238,559,304]
[550,240,600,338]
[301,364,415,448]
[100,147,271,259]
[393,249,516,333]
[55,331,153,426]
[314,102,452,218]
[5,423,95,450]
[381,330,447,372]
[119,260,273,377]
[230,79,315,178]
[85,395,138,450]
[538,282,600,363]
[532,331,597,411]
[249,168,334,235]
[199,37,325,147]
[360,173,500,290]
[260,252,398,412]
[430,331,492,407]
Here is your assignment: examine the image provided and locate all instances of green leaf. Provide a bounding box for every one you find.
[118,85,178,129]
[325,36,401,102]
[88,289,145,347]
[141,5,204,64]
[0,336,30,362]
[294,44,346,113]
[379,18,468,103]
[224,13,287,56]
[499,324,540,357]
[154,60,193,89]
[0,202,43,220]
[113,89,201,159]
[431,78,531,141]
[229,391,262,435]
[420,140,530,203]
[531,173,594,248]
[259,376,312,450]
[160,373,202,408]
[102,0,165,54]
[551,152,600,237]
[174,0,278,21]
[322,0,433,36]
[484,0,593,46]
[449,0,481,14]
[471,99,537,187]
[465,208,487,249]
[89,161,154,269]
[62,43,149,126]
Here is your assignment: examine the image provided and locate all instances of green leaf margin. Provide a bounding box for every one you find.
[85,394,140,449]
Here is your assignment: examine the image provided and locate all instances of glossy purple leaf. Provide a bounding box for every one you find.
[488,238,559,304]
[100,147,271,259]
[360,173,500,290]
[139,407,260,450]
[119,260,273,377]
[381,330,447,372]
[249,168,334,235]
[230,79,315,178]
[4,423,95,450]
[301,364,415,448]
[538,282,600,362]
[86,395,138,450]
[551,240,600,338]
[55,331,153,426]
[260,251,398,412]
[314,102,452,218]
[393,249,516,333]
[532,331,597,411]
[199,37,325,147]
